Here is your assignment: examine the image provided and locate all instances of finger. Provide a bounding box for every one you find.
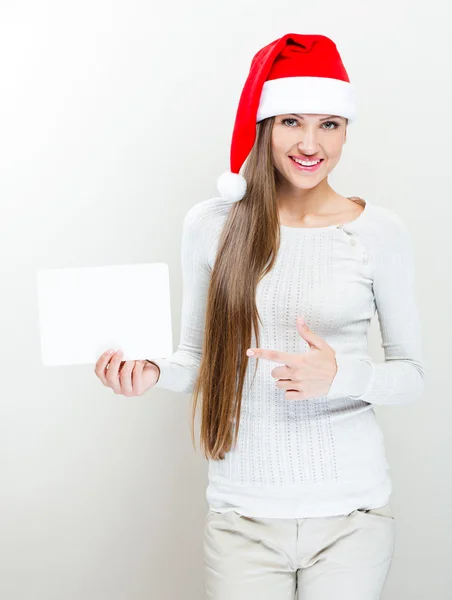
[273,380,306,399]
[247,348,295,366]
[94,349,116,385]
[271,365,292,379]
[119,360,135,396]
[297,320,328,350]
[132,360,145,396]
[275,379,300,391]
[105,350,124,393]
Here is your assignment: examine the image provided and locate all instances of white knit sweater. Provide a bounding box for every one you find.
[150,196,425,518]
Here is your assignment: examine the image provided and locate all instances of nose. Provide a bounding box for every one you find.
[296,127,320,153]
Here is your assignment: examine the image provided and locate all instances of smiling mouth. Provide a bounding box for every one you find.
[289,157,323,165]
[288,156,324,172]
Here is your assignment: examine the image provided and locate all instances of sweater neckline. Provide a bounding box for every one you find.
[279,198,371,233]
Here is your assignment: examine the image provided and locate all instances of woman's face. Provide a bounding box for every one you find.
[271,113,347,191]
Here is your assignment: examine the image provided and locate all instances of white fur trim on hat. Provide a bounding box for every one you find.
[256,76,356,122]
[217,171,247,203]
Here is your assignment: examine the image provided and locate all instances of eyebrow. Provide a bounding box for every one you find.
[287,114,343,121]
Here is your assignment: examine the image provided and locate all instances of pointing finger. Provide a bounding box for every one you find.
[246,348,295,366]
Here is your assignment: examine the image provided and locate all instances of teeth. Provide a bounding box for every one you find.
[292,157,321,166]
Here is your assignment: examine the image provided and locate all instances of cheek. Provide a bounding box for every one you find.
[326,140,345,162]
[271,142,285,167]
[271,128,290,152]
[271,136,282,155]
[331,133,346,153]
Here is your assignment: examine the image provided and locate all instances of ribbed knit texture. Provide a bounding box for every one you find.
[150,196,425,518]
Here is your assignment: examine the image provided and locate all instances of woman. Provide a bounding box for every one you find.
[99,33,425,599]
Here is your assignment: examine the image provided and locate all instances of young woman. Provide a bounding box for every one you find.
[97,32,425,600]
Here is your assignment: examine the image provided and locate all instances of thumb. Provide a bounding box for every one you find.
[296,317,324,350]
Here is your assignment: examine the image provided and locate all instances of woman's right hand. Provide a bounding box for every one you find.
[94,349,160,396]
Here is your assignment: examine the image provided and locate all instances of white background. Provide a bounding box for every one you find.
[0,1,450,598]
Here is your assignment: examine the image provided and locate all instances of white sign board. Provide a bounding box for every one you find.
[37,263,173,367]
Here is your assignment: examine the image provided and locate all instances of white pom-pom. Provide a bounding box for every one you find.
[216,171,247,203]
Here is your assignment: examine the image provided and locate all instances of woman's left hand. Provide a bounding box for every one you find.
[246,317,338,400]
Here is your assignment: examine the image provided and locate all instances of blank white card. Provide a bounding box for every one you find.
[37,263,173,367]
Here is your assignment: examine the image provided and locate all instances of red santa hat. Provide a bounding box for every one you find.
[217,33,357,203]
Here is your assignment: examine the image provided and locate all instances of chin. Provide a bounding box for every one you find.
[288,176,323,190]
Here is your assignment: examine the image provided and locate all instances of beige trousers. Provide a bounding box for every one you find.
[204,503,395,600]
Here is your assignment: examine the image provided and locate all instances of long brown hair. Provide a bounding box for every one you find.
[188,115,280,461]
[189,115,347,461]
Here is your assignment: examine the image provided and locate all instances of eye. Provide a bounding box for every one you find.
[281,118,298,127]
[281,118,341,130]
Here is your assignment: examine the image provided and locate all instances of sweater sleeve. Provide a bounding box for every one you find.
[326,215,425,405]
[147,202,213,393]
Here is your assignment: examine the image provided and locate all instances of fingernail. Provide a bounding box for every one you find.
[246,349,254,356]
[107,349,115,354]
